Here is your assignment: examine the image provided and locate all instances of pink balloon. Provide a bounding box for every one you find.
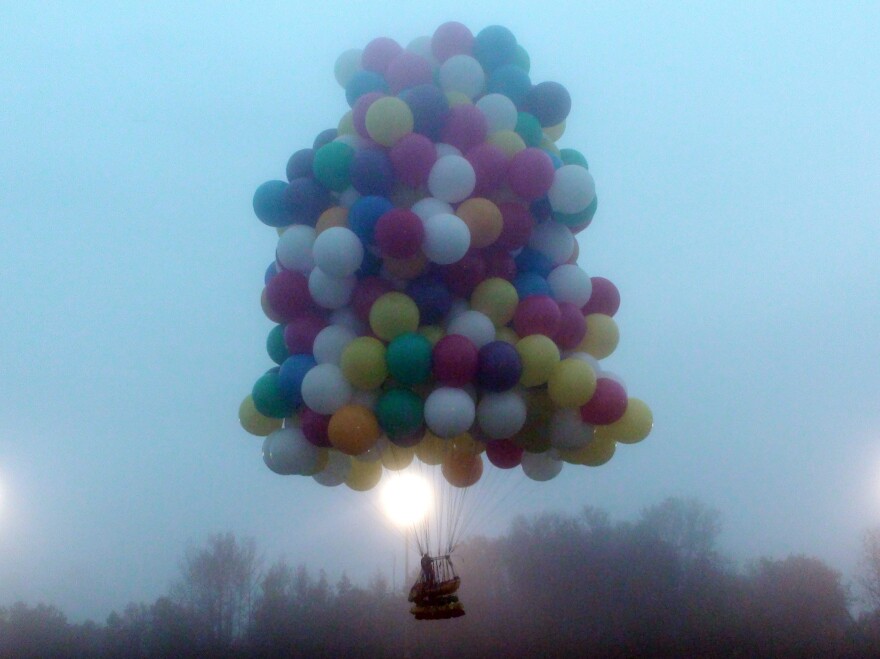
[284,312,329,354]
[553,302,587,350]
[513,295,561,337]
[301,407,332,447]
[432,334,479,386]
[486,439,523,469]
[352,276,393,322]
[352,92,385,138]
[385,51,434,93]
[375,208,425,258]
[507,148,556,201]
[361,37,402,74]
[466,143,508,196]
[266,270,314,322]
[580,377,628,425]
[440,104,488,153]
[496,202,533,250]
[390,133,437,188]
[432,21,474,62]
[582,277,621,316]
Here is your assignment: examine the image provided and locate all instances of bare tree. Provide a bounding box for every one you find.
[858,527,880,611]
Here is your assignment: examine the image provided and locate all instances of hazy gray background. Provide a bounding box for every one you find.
[1,2,878,621]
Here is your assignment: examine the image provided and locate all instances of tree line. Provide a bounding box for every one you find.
[3,497,880,657]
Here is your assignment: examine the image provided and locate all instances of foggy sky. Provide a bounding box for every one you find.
[1,2,879,621]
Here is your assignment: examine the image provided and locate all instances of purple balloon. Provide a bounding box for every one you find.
[286,149,314,181]
[522,81,572,127]
[477,341,523,392]
[406,274,453,324]
[350,148,395,196]
[390,133,437,188]
[399,84,449,141]
[284,177,332,226]
[353,92,386,138]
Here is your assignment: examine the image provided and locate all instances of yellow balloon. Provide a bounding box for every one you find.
[315,206,349,235]
[516,335,561,387]
[381,443,415,471]
[495,326,519,344]
[471,277,518,327]
[451,432,485,455]
[369,292,420,341]
[561,438,616,466]
[345,458,383,491]
[516,389,553,452]
[340,337,388,390]
[544,120,566,141]
[577,314,620,359]
[238,395,282,436]
[303,448,330,475]
[383,252,427,280]
[415,431,449,466]
[445,91,472,106]
[547,358,597,408]
[337,110,355,136]
[487,130,527,157]
[456,198,503,249]
[539,136,561,156]
[595,398,653,444]
[365,97,414,146]
[418,325,445,346]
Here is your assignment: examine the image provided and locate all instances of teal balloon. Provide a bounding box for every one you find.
[515,112,543,147]
[252,369,295,418]
[513,44,531,73]
[312,142,354,192]
[267,325,290,365]
[560,148,589,169]
[377,388,424,438]
[554,195,598,228]
[386,332,432,385]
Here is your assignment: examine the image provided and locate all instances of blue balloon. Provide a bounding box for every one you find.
[356,249,383,278]
[487,65,532,107]
[529,197,552,222]
[399,83,449,140]
[286,149,314,181]
[278,354,317,407]
[515,247,554,278]
[350,148,395,196]
[253,180,293,227]
[473,25,518,73]
[513,272,551,299]
[348,196,393,245]
[406,275,453,324]
[345,70,389,107]
[264,261,278,286]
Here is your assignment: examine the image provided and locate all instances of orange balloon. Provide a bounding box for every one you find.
[383,252,428,280]
[455,198,503,248]
[260,288,284,323]
[442,450,483,488]
[328,405,381,456]
[316,206,349,235]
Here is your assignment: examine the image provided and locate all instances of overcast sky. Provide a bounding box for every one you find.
[1,2,879,622]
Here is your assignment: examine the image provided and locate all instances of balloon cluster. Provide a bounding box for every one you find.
[240,22,652,491]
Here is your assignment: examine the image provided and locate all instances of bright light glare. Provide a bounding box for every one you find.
[381,474,432,527]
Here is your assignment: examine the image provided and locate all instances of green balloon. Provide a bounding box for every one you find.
[515,112,543,148]
[266,325,290,366]
[377,388,424,438]
[559,148,589,169]
[251,369,295,418]
[312,142,354,192]
[386,332,432,386]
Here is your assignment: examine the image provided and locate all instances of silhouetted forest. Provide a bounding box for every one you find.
[4,498,880,657]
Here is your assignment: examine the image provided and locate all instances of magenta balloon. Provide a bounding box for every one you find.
[496,202,533,250]
[580,377,628,425]
[507,148,556,201]
[353,92,386,138]
[440,104,488,153]
[389,133,437,188]
[513,295,561,337]
[361,37,403,74]
[466,143,508,196]
[553,302,587,350]
[284,312,329,354]
[266,270,313,322]
[353,276,393,322]
[486,439,523,469]
[375,208,425,258]
[582,277,621,316]
[385,51,434,93]
[302,407,332,448]
[483,247,517,281]
[432,334,479,386]
[441,250,487,297]
[432,21,474,61]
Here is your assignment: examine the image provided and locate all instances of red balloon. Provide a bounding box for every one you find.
[580,378,628,425]
[301,407,332,448]
[352,276,393,322]
[513,295,561,338]
[432,334,479,386]
[374,208,425,258]
[265,270,313,322]
[284,312,328,354]
[486,439,524,469]
[482,247,517,281]
[441,250,487,297]
[582,277,621,316]
[496,202,533,251]
[466,143,508,196]
[553,302,587,350]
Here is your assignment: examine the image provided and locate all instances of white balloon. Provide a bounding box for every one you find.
[301,364,352,414]
[446,310,495,348]
[445,298,470,322]
[424,387,475,438]
[411,197,454,222]
[263,427,322,476]
[476,93,518,133]
[339,187,361,208]
[313,450,352,486]
[477,391,527,439]
[276,225,316,273]
[312,227,363,278]
[529,220,575,265]
[566,351,602,375]
[313,325,357,365]
[547,264,593,307]
[334,134,370,151]
[548,165,596,215]
[439,54,485,98]
[308,268,356,309]
[329,307,366,335]
[549,409,595,450]
[521,451,563,481]
[428,155,476,203]
[422,213,471,264]
[434,142,463,158]
[334,48,362,88]
[406,36,436,63]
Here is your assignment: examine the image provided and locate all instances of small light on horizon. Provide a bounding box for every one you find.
[380,474,432,528]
